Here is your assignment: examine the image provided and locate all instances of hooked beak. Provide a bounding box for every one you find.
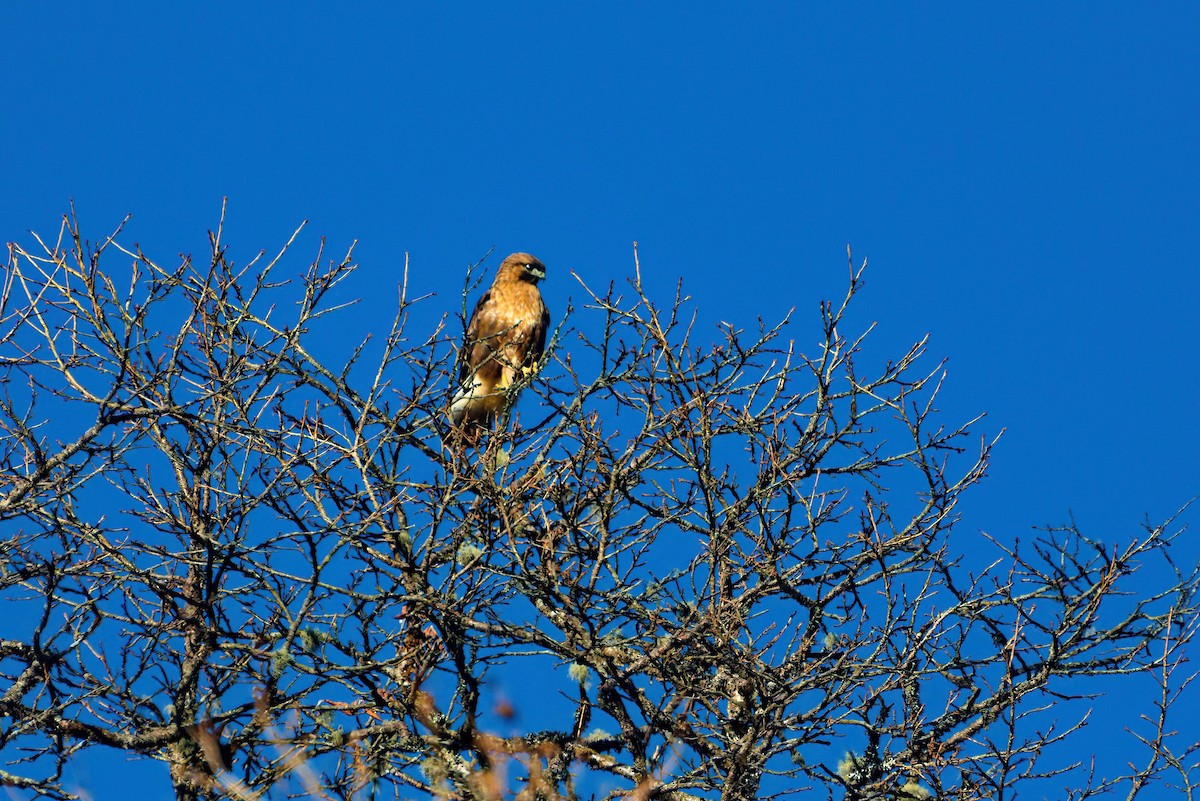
[527,264,546,282]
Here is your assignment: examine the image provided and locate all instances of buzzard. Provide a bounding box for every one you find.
[449,252,550,432]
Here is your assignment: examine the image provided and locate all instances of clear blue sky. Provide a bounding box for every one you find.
[4,4,1198,797]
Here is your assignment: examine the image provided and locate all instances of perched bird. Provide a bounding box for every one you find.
[449,252,550,434]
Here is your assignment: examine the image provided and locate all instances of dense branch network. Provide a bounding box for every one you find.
[0,211,1196,801]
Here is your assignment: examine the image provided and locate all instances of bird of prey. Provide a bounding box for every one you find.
[449,252,550,433]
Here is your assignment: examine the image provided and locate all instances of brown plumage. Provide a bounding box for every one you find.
[449,252,550,431]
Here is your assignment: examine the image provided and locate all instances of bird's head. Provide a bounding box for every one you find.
[499,252,547,285]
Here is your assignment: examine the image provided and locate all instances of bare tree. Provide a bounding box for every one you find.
[1,209,1196,801]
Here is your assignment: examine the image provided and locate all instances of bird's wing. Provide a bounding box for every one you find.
[459,288,494,384]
